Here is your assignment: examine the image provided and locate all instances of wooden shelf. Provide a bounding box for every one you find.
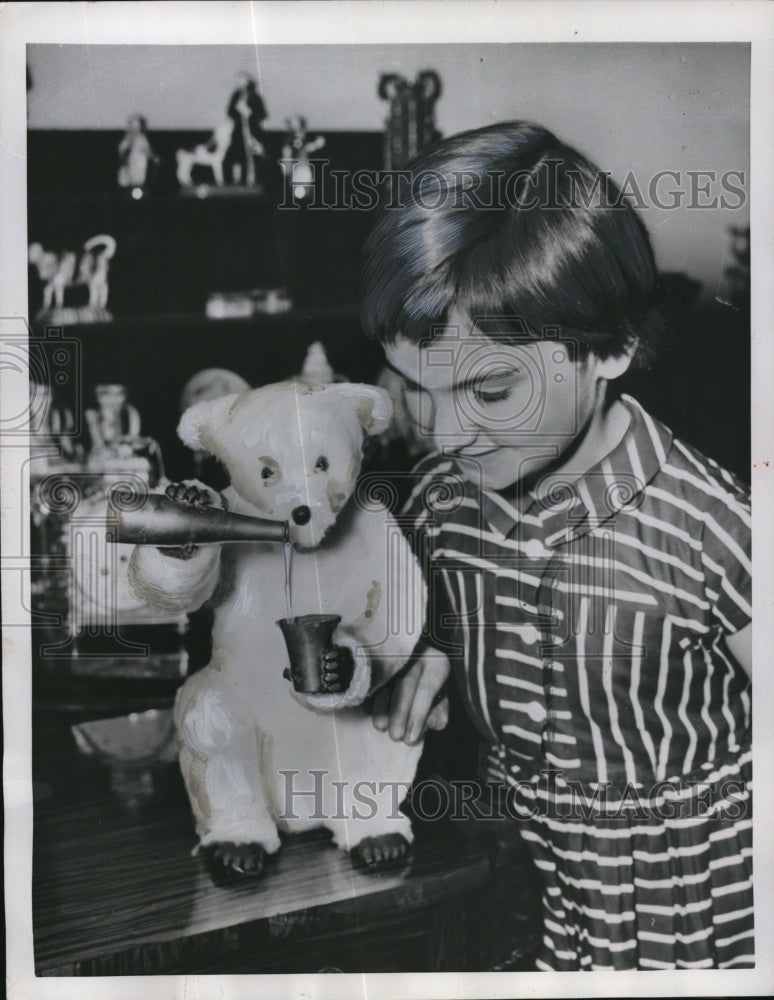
[33,303,363,333]
[33,721,492,975]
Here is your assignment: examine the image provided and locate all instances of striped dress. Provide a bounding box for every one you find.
[401,394,753,970]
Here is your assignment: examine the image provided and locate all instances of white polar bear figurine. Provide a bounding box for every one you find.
[128,379,432,876]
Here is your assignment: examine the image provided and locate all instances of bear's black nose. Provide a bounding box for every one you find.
[292,505,311,525]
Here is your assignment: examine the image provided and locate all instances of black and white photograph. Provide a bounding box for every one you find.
[2,3,773,998]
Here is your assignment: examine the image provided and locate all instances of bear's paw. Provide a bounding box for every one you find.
[206,840,266,879]
[352,833,411,872]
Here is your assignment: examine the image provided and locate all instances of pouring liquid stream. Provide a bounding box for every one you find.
[283,540,294,623]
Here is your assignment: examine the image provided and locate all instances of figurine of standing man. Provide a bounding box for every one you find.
[225,72,268,186]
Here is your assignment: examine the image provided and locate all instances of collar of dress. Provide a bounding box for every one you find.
[457,394,674,548]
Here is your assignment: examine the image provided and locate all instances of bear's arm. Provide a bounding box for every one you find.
[364,539,428,697]
[298,514,427,714]
[346,520,428,699]
[128,543,222,615]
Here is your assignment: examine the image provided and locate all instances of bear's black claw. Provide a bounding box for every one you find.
[353,834,411,872]
[321,645,355,692]
[208,841,265,878]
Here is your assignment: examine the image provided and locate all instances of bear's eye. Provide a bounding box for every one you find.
[259,456,280,483]
[314,455,329,473]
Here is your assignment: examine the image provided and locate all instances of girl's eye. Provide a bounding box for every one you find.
[315,455,329,473]
[473,387,512,403]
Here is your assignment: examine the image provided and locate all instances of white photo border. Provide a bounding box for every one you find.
[3,3,773,999]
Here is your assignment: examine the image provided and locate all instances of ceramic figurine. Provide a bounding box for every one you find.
[176,120,234,189]
[378,70,442,170]
[117,114,159,194]
[300,341,336,385]
[85,383,142,463]
[225,71,268,187]
[128,379,433,876]
[280,115,326,201]
[28,235,116,322]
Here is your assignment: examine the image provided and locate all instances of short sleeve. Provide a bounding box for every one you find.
[700,490,752,634]
[399,456,437,524]
[398,455,462,655]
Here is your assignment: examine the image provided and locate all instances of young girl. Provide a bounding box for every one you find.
[362,121,752,970]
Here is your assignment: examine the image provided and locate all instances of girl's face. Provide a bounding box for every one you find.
[384,306,611,492]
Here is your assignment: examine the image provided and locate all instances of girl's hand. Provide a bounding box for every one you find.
[372,646,450,745]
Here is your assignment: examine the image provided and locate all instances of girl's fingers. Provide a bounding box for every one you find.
[425,696,450,733]
[371,648,451,741]
[387,661,423,743]
[371,686,392,731]
[404,653,450,745]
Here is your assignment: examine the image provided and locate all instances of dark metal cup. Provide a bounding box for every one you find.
[277,614,342,693]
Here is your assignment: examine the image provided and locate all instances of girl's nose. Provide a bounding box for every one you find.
[431,398,479,453]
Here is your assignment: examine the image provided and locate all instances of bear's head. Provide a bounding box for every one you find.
[177,380,392,548]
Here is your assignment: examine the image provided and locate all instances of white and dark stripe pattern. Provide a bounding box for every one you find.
[403,395,753,970]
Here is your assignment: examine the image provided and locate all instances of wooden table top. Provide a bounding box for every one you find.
[33,719,490,974]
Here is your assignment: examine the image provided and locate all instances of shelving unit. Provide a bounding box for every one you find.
[27,129,389,661]
[28,129,387,477]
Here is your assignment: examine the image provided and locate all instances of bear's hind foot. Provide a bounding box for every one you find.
[353,834,411,872]
[206,841,265,878]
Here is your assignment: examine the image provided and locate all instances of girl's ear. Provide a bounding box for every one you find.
[594,340,638,382]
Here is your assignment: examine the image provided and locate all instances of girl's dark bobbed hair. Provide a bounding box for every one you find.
[361,121,664,367]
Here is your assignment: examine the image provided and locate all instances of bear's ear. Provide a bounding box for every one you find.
[328,383,393,435]
[177,393,240,452]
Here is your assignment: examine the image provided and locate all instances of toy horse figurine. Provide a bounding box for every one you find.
[28,234,116,322]
[176,121,234,188]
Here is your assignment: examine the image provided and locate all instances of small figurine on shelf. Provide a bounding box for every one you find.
[252,287,292,314]
[300,340,347,384]
[176,73,269,194]
[28,234,117,324]
[378,70,442,170]
[280,115,326,202]
[225,71,268,187]
[70,385,170,640]
[86,383,142,463]
[85,386,164,492]
[117,113,160,198]
[85,383,163,482]
[176,120,234,189]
